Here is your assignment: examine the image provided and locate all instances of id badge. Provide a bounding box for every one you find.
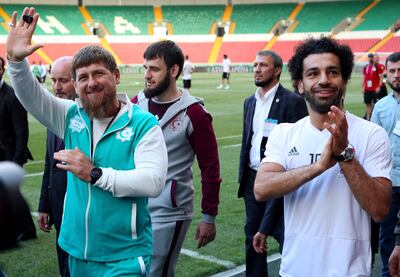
[367,80,372,88]
[393,121,400,136]
[263,119,278,137]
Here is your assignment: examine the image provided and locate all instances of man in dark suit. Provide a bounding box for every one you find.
[38,56,77,277]
[238,50,308,276]
[0,56,32,165]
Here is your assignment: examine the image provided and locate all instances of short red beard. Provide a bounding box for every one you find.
[80,93,118,119]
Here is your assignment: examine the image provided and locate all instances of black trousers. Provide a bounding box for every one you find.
[55,227,70,277]
[243,168,268,277]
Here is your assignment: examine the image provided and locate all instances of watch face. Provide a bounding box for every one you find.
[91,167,102,178]
[90,167,103,184]
[344,147,355,160]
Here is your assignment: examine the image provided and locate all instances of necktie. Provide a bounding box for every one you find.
[260,137,268,161]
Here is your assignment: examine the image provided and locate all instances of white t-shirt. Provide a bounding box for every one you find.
[222,58,231,73]
[263,112,391,277]
[182,60,194,80]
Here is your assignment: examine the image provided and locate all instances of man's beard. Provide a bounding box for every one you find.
[304,86,344,114]
[80,92,117,119]
[388,81,400,93]
[255,75,274,88]
[144,74,171,99]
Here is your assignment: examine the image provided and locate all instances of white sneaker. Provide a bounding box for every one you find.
[217,85,223,89]
[225,85,230,90]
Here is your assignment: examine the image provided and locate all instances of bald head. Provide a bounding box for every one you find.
[50,56,77,100]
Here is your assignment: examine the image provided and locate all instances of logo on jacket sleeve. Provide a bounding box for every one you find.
[116,127,134,142]
[69,115,85,133]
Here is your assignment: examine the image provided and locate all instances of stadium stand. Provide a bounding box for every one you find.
[377,33,400,53]
[35,36,100,60]
[293,1,370,33]
[0,37,43,64]
[0,1,397,65]
[177,42,215,63]
[217,41,265,63]
[216,34,272,63]
[271,38,302,63]
[334,30,392,60]
[162,5,224,35]
[86,5,153,35]
[231,3,296,34]
[107,35,215,64]
[1,4,86,35]
[354,0,399,31]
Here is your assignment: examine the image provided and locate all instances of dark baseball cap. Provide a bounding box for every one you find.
[368,53,374,58]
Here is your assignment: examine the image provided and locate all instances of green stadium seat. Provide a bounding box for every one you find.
[231,3,296,34]
[294,1,369,33]
[87,5,153,35]
[162,5,224,35]
[1,4,86,35]
[354,0,400,31]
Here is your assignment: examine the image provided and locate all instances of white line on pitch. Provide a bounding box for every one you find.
[26,160,45,165]
[25,172,43,177]
[222,144,241,148]
[180,249,236,268]
[210,253,281,277]
[217,135,241,140]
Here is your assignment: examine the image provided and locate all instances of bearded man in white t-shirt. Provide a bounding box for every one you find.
[254,37,392,277]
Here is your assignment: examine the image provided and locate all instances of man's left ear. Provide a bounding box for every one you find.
[297,80,304,95]
[170,64,180,79]
[275,67,282,77]
[72,79,79,95]
[114,68,121,85]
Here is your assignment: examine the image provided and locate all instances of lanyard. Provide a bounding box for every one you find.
[90,100,121,157]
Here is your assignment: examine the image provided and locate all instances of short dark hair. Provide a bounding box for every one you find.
[288,37,354,83]
[256,50,283,69]
[0,57,5,69]
[386,52,400,67]
[223,54,228,59]
[143,40,184,80]
[72,45,117,80]
[256,50,283,79]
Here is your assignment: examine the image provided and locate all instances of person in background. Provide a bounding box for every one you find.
[182,55,194,91]
[39,60,47,84]
[362,53,384,120]
[31,61,41,82]
[374,53,388,101]
[238,50,307,276]
[217,54,231,90]
[132,40,221,276]
[373,52,400,277]
[0,55,32,166]
[0,161,29,251]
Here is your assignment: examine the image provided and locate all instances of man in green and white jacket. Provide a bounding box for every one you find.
[6,8,168,276]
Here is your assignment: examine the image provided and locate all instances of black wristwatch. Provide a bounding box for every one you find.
[90,167,103,184]
[333,144,355,162]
